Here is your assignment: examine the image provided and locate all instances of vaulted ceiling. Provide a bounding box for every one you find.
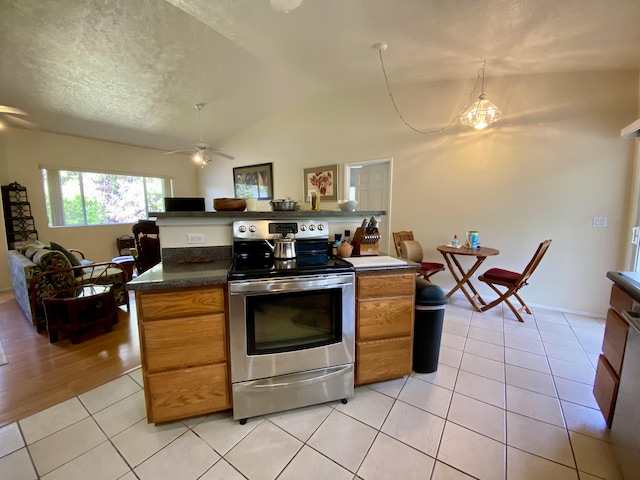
[1,0,640,152]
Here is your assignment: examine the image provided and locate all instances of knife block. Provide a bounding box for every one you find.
[352,228,380,256]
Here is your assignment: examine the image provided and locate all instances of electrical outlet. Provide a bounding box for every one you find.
[187,233,204,244]
[592,217,607,228]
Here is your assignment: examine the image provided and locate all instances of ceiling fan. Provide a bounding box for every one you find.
[0,105,39,129]
[165,103,235,164]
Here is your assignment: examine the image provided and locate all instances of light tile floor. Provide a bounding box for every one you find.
[0,297,625,480]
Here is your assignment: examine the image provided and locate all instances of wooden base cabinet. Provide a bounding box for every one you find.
[137,285,231,423]
[593,284,631,427]
[355,272,415,385]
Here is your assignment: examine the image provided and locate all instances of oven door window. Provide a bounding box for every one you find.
[246,288,342,355]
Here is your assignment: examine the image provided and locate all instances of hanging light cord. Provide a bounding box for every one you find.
[377,46,485,134]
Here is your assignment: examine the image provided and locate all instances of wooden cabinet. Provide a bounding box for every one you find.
[593,354,619,427]
[136,285,230,423]
[355,272,415,385]
[593,284,632,427]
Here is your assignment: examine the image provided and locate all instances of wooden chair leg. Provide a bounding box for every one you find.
[512,291,532,314]
[503,297,525,322]
[479,282,514,313]
[480,282,531,322]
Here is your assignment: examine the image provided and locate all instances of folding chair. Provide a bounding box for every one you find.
[478,239,552,322]
[392,230,445,281]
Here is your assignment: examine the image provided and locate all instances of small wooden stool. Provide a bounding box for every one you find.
[43,285,118,344]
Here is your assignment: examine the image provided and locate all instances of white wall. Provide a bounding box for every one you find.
[198,71,639,314]
[0,128,198,290]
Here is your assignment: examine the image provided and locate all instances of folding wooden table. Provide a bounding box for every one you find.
[437,245,500,310]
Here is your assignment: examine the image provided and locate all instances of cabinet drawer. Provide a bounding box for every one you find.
[145,362,230,423]
[593,354,619,428]
[358,296,414,341]
[142,313,226,373]
[609,284,635,317]
[139,287,225,320]
[602,308,629,376]
[356,337,412,385]
[358,273,415,298]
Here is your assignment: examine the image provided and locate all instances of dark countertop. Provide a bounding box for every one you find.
[127,254,420,291]
[607,271,640,303]
[126,260,231,291]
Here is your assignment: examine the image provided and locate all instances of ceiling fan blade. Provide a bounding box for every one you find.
[5,115,39,129]
[0,105,27,115]
[165,149,192,155]
[206,148,234,160]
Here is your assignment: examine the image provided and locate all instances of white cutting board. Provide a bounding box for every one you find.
[346,256,407,269]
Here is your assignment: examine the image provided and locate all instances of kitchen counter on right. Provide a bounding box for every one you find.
[606,270,640,303]
[604,271,640,478]
[346,255,416,270]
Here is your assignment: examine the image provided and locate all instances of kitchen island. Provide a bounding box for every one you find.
[127,251,421,423]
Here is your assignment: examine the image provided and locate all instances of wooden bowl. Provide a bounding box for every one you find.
[213,198,246,211]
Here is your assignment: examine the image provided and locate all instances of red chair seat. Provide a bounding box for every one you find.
[421,261,445,273]
[482,267,520,284]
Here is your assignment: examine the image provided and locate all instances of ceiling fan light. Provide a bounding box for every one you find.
[460,94,502,130]
[270,0,304,12]
[193,152,204,164]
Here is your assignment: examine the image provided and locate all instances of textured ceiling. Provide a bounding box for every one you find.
[1,0,639,152]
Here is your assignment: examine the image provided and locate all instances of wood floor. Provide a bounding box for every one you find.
[0,290,141,428]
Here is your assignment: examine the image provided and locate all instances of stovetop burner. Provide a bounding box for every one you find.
[228,253,354,280]
[228,219,355,280]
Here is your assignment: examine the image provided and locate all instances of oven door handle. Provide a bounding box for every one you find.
[229,274,354,294]
[233,364,352,391]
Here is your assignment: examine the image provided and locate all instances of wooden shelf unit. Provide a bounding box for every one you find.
[2,182,38,249]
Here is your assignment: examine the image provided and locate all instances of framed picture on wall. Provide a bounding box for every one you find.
[233,163,274,200]
[303,164,338,202]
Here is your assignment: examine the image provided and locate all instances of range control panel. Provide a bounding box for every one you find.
[233,220,329,240]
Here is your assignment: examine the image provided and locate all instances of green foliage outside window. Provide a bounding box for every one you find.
[43,168,170,227]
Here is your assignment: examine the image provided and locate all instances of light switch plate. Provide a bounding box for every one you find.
[592,217,607,228]
[187,233,204,244]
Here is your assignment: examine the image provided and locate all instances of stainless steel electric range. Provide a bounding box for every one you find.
[227,219,355,423]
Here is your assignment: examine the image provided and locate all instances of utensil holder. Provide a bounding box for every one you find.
[352,228,380,256]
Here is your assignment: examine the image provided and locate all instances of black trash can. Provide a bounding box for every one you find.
[413,278,449,373]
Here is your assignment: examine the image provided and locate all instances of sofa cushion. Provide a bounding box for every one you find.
[20,239,47,253]
[49,242,82,267]
[29,248,71,271]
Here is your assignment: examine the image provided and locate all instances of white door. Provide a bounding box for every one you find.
[345,160,391,254]
[353,164,389,211]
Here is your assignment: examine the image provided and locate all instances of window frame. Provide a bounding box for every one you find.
[41,166,172,227]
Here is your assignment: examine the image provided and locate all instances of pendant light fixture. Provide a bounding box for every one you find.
[459,60,502,130]
[374,43,502,133]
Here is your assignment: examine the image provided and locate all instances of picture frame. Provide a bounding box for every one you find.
[233,163,274,200]
[303,164,338,202]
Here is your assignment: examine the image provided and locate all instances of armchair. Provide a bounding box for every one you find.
[8,245,128,332]
[31,262,125,336]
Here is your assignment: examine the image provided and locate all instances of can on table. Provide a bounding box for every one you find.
[466,231,479,248]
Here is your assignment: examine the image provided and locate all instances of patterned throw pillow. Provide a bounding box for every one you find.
[48,241,82,267]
